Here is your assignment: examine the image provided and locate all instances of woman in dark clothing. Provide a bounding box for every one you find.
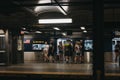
[48,40,55,62]
[64,40,73,63]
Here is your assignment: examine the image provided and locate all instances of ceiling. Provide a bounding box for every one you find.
[0,0,120,38]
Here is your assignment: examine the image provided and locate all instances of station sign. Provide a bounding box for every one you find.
[32,40,44,44]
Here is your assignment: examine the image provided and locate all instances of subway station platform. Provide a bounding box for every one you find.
[0,63,120,80]
[0,63,92,76]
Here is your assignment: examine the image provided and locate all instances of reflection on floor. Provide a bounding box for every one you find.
[0,63,92,76]
[0,62,120,75]
[0,62,120,80]
[105,62,120,76]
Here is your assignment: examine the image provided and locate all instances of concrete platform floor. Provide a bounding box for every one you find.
[0,63,92,76]
[0,62,120,76]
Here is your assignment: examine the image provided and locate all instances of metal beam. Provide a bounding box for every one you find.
[53,0,68,15]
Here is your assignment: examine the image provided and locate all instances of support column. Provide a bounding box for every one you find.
[5,29,10,65]
[11,29,24,64]
[11,29,19,64]
[93,0,104,80]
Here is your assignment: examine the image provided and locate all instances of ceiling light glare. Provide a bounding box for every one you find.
[62,33,66,36]
[38,18,72,24]
[35,31,42,33]
[22,28,26,30]
[53,27,60,30]
[0,35,5,37]
[80,27,85,30]
[38,0,51,4]
[83,30,87,33]
[24,31,29,33]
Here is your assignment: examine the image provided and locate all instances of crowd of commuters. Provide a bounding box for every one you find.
[42,39,84,64]
[42,39,120,63]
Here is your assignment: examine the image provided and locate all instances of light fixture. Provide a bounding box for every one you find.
[0,35,5,37]
[35,31,42,33]
[0,29,4,34]
[38,18,72,24]
[83,30,87,33]
[24,31,29,33]
[62,33,66,36]
[22,28,26,30]
[53,27,60,30]
[80,27,85,30]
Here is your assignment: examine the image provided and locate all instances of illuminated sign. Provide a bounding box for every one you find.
[24,39,30,44]
[33,41,44,44]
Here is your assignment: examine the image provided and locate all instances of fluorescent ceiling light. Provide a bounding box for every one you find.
[83,30,87,33]
[53,27,60,30]
[80,27,85,30]
[38,18,72,24]
[22,28,26,30]
[62,33,66,36]
[35,31,42,33]
[38,0,51,4]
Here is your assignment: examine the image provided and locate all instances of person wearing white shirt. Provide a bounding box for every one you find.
[43,42,49,62]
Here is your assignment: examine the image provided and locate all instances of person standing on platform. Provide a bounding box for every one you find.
[74,41,82,63]
[64,40,72,63]
[43,42,49,62]
[58,41,64,62]
[114,41,120,62]
[74,41,80,63]
[80,40,84,63]
[48,40,55,63]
